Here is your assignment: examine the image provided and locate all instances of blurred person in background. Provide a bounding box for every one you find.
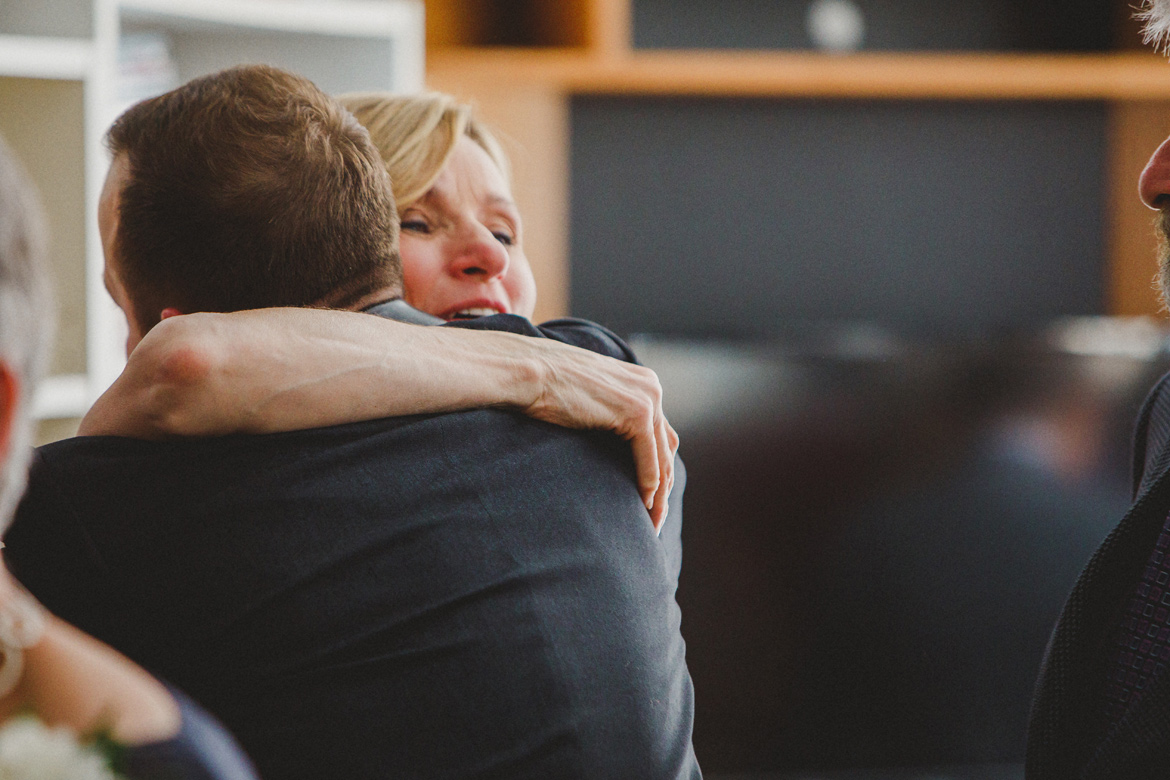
[0,135,258,779]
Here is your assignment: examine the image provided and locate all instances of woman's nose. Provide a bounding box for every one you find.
[1140,135,1170,210]
[449,226,509,279]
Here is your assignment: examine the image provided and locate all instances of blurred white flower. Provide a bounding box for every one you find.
[0,716,119,780]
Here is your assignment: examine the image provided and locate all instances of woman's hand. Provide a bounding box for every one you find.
[521,342,678,530]
[80,309,677,529]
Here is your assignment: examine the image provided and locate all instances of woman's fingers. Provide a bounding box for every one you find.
[531,347,678,531]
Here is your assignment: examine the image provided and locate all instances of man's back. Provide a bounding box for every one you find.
[7,410,698,779]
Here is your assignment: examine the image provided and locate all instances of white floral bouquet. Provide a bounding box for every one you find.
[0,715,122,780]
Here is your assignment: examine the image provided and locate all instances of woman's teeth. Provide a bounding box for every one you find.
[449,307,500,319]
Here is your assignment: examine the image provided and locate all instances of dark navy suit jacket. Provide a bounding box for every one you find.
[1028,369,1170,779]
[7,312,698,780]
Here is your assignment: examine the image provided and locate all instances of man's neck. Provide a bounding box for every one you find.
[328,285,403,313]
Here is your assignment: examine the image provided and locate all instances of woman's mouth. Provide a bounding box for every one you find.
[445,305,504,320]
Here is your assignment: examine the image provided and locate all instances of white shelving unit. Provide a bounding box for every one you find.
[0,0,425,423]
[0,36,92,80]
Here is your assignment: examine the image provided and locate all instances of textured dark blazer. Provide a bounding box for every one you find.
[6,313,698,780]
[1027,370,1170,779]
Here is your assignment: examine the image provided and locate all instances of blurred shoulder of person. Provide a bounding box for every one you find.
[0,132,259,780]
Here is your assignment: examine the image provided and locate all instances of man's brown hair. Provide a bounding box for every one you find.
[106,65,401,331]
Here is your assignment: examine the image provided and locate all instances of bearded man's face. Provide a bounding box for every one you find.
[1155,211,1170,309]
[1137,1,1170,306]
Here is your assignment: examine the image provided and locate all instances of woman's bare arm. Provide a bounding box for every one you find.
[0,564,180,746]
[13,613,182,746]
[80,309,677,529]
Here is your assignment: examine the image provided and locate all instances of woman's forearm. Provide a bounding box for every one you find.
[80,309,676,528]
[82,309,546,438]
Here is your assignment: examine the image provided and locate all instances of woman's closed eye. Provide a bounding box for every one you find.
[492,230,514,246]
[400,218,431,234]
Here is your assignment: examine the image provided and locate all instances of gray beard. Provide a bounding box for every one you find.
[1156,210,1170,310]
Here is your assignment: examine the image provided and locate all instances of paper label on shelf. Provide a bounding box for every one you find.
[117,30,179,105]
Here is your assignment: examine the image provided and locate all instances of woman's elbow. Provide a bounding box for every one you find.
[129,316,228,437]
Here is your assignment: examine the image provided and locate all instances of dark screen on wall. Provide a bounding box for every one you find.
[569,97,1107,341]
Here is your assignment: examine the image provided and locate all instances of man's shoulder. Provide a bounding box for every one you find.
[443,314,639,363]
[37,432,156,456]
[27,410,632,501]
[363,298,639,362]
[23,433,176,490]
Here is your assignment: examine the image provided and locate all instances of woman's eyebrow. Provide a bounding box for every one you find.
[486,194,518,210]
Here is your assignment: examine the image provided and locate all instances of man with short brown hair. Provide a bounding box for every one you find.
[104,65,400,341]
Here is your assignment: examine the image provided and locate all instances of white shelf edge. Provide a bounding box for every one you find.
[117,0,421,38]
[10,0,425,429]
[0,36,94,80]
[31,373,91,420]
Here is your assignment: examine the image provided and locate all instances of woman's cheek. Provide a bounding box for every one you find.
[507,254,539,319]
[399,236,442,310]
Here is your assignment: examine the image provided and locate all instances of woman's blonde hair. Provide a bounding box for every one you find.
[338,91,510,212]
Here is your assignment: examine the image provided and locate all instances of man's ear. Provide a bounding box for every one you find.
[0,363,21,467]
[159,308,183,321]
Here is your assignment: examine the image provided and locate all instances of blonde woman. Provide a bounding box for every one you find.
[339,92,536,321]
